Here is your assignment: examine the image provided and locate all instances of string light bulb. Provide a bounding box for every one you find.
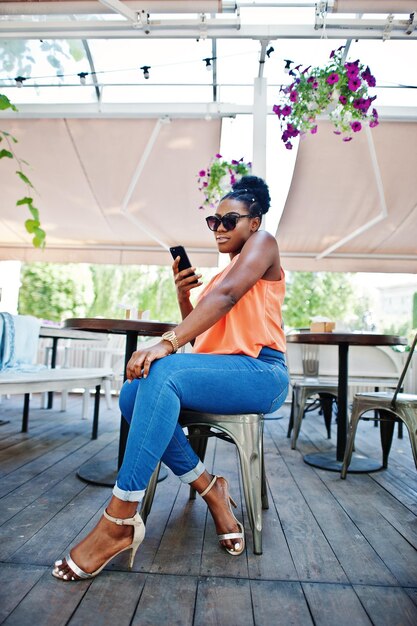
[203,57,216,71]
[78,72,88,85]
[266,46,274,58]
[140,65,151,79]
[15,76,27,88]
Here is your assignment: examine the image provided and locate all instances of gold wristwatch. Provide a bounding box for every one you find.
[161,330,179,353]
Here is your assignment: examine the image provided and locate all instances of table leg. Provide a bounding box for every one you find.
[303,342,382,473]
[47,337,58,409]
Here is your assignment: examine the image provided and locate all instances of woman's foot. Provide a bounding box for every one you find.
[192,472,245,554]
[53,499,142,581]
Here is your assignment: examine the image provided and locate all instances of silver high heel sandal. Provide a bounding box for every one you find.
[199,475,245,556]
[52,509,145,581]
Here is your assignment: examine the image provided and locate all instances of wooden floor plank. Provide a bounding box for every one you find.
[250,580,314,626]
[68,571,147,626]
[1,568,91,626]
[277,437,398,586]
[302,582,372,626]
[0,563,46,624]
[353,584,417,626]
[266,424,349,584]
[132,574,197,626]
[194,577,254,626]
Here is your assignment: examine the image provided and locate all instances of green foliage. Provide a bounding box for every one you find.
[87,265,181,323]
[18,263,94,322]
[0,110,46,248]
[197,155,252,210]
[284,271,364,329]
[0,39,85,77]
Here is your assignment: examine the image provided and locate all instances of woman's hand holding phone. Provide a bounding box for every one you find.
[170,246,202,302]
[172,255,202,302]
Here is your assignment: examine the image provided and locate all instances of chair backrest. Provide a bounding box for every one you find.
[391,333,417,407]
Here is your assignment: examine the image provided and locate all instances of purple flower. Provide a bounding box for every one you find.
[333,130,342,135]
[344,61,360,78]
[287,123,299,138]
[326,72,340,85]
[369,119,379,128]
[302,65,311,74]
[231,159,238,165]
[353,97,366,110]
[372,108,378,119]
[343,136,353,142]
[348,77,361,92]
[273,104,282,117]
[330,45,345,58]
[282,131,289,142]
[351,121,362,132]
[339,95,347,105]
[230,175,236,185]
[310,125,318,134]
[285,142,293,150]
[362,66,376,87]
[294,64,302,71]
[198,169,206,177]
[215,153,222,159]
[307,76,319,89]
[282,105,292,117]
[289,90,298,103]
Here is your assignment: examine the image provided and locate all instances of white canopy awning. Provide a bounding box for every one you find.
[277,120,417,273]
[0,117,221,266]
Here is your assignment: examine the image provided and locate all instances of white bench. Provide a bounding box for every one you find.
[0,367,113,439]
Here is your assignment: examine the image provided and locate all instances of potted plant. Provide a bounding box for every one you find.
[197,154,252,210]
[273,46,378,150]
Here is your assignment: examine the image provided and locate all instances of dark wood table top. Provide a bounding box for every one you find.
[40,326,103,341]
[286,332,407,347]
[64,318,176,336]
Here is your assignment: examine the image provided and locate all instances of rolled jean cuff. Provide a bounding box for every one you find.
[113,481,146,503]
[178,460,205,484]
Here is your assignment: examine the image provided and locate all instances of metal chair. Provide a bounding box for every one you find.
[140,409,268,554]
[341,333,417,478]
[286,344,338,448]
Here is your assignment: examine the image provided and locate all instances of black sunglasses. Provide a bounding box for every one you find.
[205,212,253,232]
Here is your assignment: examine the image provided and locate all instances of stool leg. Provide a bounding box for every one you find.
[91,385,101,440]
[319,393,333,439]
[379,410,395,469]
[140,462,161,524]
[187,425,210,500]
[287,389,295,438]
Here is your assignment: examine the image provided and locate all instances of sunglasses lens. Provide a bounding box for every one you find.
[206,216,220,231]
[222,216,238,231]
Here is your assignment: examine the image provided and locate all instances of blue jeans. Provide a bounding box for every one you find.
[114,347,289,502]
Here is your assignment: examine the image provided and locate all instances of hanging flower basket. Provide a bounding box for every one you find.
[197,154,252,210]
[273,46,379,150]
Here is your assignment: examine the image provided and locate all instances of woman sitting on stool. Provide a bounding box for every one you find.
[53,175,289,581]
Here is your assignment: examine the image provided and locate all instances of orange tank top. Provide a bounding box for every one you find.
[193,256,286,357]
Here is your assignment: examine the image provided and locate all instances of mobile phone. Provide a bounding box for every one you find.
[169,245,198,283]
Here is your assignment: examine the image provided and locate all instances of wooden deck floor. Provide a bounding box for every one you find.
[0,393,416,626]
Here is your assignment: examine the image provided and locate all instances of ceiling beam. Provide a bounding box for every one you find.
[0,19,416,40]
[0,104,415,120]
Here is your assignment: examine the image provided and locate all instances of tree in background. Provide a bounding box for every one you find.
[18,263,94,321]
[87,265,181,323]
[284,271,368,330]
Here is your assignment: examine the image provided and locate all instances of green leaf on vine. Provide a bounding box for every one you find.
[2,131,18,143]
[16,170,34,187]
[32,228,46,249]
[16,196,33,206]
[25,218,39,233]
[0,149,13,159]
[0,94,17,111]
